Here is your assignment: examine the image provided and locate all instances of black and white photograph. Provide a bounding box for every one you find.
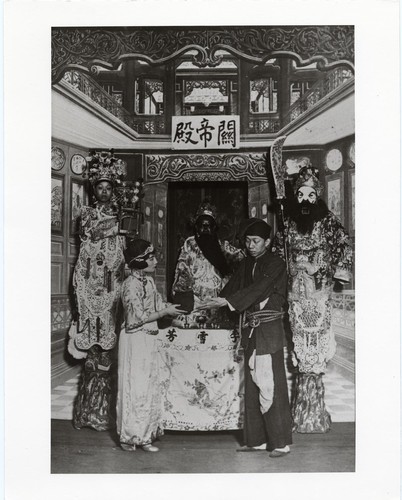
[4,1,400,499]
[50,22,358,474]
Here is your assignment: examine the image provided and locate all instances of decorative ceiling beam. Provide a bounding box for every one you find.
[145,152,268,183]
[52,26,354,84]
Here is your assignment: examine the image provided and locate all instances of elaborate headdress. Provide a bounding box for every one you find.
[195,200,217,222]
[124,239,155,269]
[294,166,324,197]
[83,149,126,187]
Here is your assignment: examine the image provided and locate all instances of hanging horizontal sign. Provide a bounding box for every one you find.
[172,115,240,150]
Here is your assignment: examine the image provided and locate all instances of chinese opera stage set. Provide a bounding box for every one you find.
[141,151,272,296]
[52,150,354,434]
[51,25,355,473]
[116,152,270,433]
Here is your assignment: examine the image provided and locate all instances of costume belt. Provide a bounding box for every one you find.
[243,310,284,329]
[144,329,159,336]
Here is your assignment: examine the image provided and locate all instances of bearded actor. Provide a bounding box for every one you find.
[171,201,245,328]
[272,165,353,433]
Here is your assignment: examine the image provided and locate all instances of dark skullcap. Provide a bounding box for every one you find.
[240,218,272,240]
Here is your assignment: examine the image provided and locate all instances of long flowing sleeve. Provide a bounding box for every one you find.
[324,213,353,281]
[121,278,148,329]
[222,256,287,313]
[155,286,169,311]
[122,275,168,331]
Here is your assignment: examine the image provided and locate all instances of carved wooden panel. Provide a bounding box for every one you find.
[51,294,73,333]
[52,26,354,83]
[51,241,63,257]
[68,242,79,258]
[51,262,64,295]
[145,153,268,183]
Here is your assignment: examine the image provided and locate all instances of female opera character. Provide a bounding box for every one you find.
[69,151,126,431]
[117,239,184,452]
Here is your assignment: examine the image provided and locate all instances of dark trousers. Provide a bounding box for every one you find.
[243,337,293,451]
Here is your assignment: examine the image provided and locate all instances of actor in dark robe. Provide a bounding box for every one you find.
[197,218,292,457]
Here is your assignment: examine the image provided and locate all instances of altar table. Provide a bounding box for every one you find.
[157,328,244,431]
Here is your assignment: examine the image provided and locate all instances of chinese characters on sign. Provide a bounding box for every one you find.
[172,116,240,149]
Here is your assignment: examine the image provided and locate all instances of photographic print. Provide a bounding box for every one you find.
[6,3,401,498]
[52,25,355,473]
[49,24,357,476]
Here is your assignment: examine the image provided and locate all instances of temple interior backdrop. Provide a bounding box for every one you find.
[51,26,355,411]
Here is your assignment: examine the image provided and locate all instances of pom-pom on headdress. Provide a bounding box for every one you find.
[83,149,126,187]
[293,166,324,197]
[195,200,217,222]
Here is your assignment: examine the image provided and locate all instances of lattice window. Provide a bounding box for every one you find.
[135,78,164,115]
[290,81,313,106]
[101,83,123,105]
[331,292,355,329]
[51,296,73,332]
[185,80,228,96]
[132,118,166,134]
[248,118,280,134]
[250,78,278,113]
[184,80,229,110]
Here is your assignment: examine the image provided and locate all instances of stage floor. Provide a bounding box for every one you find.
[51,420,355,473]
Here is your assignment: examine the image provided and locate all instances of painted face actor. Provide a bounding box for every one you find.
[272,165,353,433]
[171,201,245,328]
[197,218,293,457]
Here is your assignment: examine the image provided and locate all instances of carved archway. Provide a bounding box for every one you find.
[144,152,268,184]
[52,26,354,84]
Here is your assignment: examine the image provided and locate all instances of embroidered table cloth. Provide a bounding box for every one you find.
[157,328,244,431]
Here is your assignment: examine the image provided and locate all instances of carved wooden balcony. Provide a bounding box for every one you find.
[284,67,354,125]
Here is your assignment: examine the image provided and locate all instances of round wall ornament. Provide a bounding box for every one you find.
[325,148,343,172]
[51,146,66,171]
[70,154,87,175]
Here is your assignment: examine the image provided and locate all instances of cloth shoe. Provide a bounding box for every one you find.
[142,443,159,452]
[237,443,267,452]
[120,443,136,452]
[269,445,290,458]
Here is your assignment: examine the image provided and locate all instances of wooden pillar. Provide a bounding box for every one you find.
[165,61,176,135]
[239,60,252,135]
[122,61,136,112]
[278,59,292,126]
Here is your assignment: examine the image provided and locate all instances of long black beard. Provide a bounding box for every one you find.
[195,233,231,277]
[288,199,329,235]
